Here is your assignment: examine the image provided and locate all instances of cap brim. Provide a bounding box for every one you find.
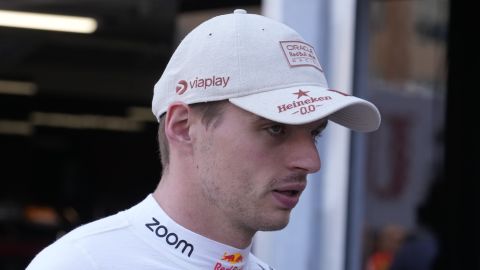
[229,85,381,132]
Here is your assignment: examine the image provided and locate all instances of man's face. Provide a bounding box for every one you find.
[191,103,326,234]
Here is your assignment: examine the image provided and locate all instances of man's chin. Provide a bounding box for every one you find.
[256,216,290,231]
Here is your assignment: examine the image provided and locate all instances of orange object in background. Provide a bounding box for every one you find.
[365,225,406,270]
[366,251,393,270]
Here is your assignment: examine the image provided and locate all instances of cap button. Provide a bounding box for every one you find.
[234,9,247,14]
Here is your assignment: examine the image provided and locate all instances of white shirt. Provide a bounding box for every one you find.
[27,194,275,270]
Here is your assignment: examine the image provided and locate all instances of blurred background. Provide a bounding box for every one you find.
[0,0,477,270]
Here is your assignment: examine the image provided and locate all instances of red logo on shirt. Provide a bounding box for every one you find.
[214,263,244,270]
[222,252,243,264]
[213,252,244,270]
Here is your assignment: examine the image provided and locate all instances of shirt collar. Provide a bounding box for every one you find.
[125,194,252,269]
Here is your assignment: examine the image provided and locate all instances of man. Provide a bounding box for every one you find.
[27,9,380,270]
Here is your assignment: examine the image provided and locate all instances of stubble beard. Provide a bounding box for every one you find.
[254,173,308,231]
[200,171,306,234]
[194,136,306,234]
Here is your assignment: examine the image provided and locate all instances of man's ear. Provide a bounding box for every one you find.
[165,102,193,147]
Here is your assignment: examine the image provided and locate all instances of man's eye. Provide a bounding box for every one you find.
[266,125,285,136]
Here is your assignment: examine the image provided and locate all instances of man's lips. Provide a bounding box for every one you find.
[271,182,306,209]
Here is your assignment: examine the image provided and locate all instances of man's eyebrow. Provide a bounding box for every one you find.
[250,115,277,125]
[251,114,329,129]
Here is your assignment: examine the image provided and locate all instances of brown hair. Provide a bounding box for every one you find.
[157,101,227,173]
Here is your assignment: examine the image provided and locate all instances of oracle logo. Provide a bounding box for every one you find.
[280,40,322,71]
[286,44,314,53]
[176,80,188,95]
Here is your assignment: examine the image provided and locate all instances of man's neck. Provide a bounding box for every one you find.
[152,172,254,249]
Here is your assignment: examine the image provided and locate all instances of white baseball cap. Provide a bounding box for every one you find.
[152,9,381,132]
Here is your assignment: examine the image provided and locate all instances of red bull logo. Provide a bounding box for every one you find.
[221,252,243,264]
[213,252,244,269]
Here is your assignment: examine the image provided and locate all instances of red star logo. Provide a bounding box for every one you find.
[293,89,310,99]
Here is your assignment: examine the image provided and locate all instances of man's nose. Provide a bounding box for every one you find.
[286,133,321,174]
